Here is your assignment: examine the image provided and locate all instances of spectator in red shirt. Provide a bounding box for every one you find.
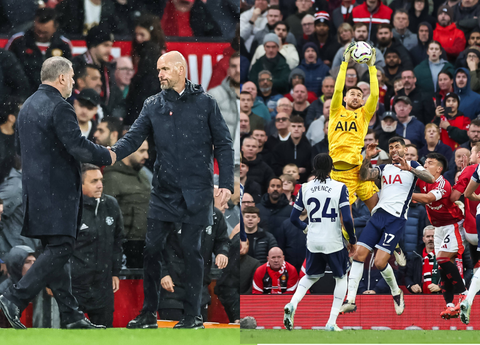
[433,6,466,61]
[252,247,298,294]
[351,0,393,41]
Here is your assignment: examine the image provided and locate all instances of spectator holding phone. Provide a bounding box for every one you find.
[433,92,470,151]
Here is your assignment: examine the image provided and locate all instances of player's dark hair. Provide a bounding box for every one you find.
[388,136,406,146]
[347,86,363,95]
[426,152,448,173]
[312,153,333,183]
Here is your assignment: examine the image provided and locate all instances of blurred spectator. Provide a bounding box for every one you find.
[215,232,240,322]
[444,147,470,184]
[410,22,446,67]
[311,119,329,156]
[405,143,419,161]
[405,226,440,294]
[296,11,341,67]
[306,99,330,145]
[376,24,414,70]
[255,70,284,117]
[291,85,310,119]
[0,158,40,259]
[160,0,221,37]
[305,76,334,126]
[408,0,436,33]
[285,0,315,39]
[257,177,293,237]
[453,68,480,119]
[392,9,418,50]
[242,137,275,193]
[241,160,262,204]
[6,8,72,94]
[209,53,241,144]
[125,15,164,125]
[202,0,239,40]
[241,193,256,213]
[394,96,426,149]
[297,42,330,96]
[56,0,120,36]
[361,129,389,167]
[249,34,291,95]
[452,0,480,29]
[0,0,37,34]
[280,174,295,204]
[433,6,466,61]
[240,0,269,51]
[0,97,22,184]
[300,14,315,41]
[272,116,311,182]
[239,237,261,294]
[332,0,354,33]
[114,56,134,99]
[242,81,271,123]
[252,247,298,294]
[264,112,292,158]
[466,47,480,92]
[93,116,123,147]
[239,91,265,131]
[397,69,424,118]
[71,164,124,328]
[460,119,480,149]
[0,49,30,103]
[336,22,354,46]
[158,207,229,322]
[376,111,398,151]
[418,123,454,163]
[276,210,307,272]
[0,246,35,296]
[74,64,103,95]
[103,141,150,269]
[240,113,251,140]
[284,68,318,105]
[351,0,393,41]
[454,29,480,68]
[414,40,455,94]
[208,24,239,90]
[251,21,299,70]
[265,97,293,138]
[72,26,124,118]
[252,128,269,156]
[74,89,100,142]
[243,206,277,265]
[433,92,470,150]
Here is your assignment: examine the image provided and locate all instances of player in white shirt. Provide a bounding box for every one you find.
[283,153,357,332]
[340,137,434,315]
[460,163,480,324]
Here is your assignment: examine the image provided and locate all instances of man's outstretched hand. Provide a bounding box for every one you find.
[107,146,117,165]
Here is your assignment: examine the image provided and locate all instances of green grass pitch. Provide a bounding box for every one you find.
[0,328,239,345]
[240,329,480,344]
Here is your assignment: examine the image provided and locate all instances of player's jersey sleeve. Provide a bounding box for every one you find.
[330,61,347,117]
[339,184,350,209]
[376,164,386,177]
[430,179,448,201]
[454,167,470,192]
[472,165,480,182]
[410,160,426,171]
[364,66,379,120]
[293,185,305,212]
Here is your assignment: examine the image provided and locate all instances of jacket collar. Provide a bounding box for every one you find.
[38,84,63,97]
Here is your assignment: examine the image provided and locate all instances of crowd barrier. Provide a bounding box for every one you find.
[241,295,480,330]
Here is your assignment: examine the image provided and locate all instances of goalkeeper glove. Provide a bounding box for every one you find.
[342,42,356,63]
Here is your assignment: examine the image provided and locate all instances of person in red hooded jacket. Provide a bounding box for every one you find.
[433,6,466,61]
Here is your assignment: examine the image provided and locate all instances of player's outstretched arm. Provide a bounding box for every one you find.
[412,192,437,204]
[331,43,355,115]
[394,157,435,183]
[290,187,308,231]
[465,179,480,201]
[359,143,381,181]
[364,48,379,119]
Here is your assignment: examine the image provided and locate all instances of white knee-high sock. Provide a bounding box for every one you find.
[380,263,401,296]
[466,269,480,304]
[327,275,348,325]
[290,275,319,309]
[346,260,363,302]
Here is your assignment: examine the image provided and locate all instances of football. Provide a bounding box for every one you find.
[352,41,373,64]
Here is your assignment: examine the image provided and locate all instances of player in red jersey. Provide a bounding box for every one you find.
[451,143,480,271]
[412,153,467,319]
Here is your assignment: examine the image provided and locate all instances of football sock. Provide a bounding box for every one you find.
[466,270,480,305]
[379,263,401,296]
[328,275,348,325]
[290,275,319,309]
[346,260,363,302]
[440,268,454,305]
[439,260,466,294]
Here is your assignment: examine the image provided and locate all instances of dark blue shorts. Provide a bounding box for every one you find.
[357,208,406,254]
[305,247,351,278]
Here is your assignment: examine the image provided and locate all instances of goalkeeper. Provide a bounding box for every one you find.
[328,42,379,212]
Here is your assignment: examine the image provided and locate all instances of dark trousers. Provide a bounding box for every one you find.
[217,288,240,323]
[4,235,83,324]
[142,219,204,317]
[85,307,113,328]
[159,305,208,322]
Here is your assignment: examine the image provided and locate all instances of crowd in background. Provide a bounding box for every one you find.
[239,0,480,296]
[0,0,241,327]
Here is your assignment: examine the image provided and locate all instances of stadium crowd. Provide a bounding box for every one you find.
[0,0,241,328]
[239,0,480,315]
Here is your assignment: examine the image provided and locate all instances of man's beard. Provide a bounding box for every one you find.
[381,122,396,132]
[260,86,272,93]
[348,101,362,110]
[131,161,144,171]
[270,191,280,200]
[160,79,175,90]
[378,38,391,47]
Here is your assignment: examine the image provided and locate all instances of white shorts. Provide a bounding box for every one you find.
[465,232,478,246]
[434,221,465,255]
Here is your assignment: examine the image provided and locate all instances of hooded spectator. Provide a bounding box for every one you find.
[408,0,436,33]
[296,42,330,95]
[283,68,318,104]
[454,28,480,68]
[0,246,35,295]
[410,22,447,66]
[453,67,480,119]
[465,46,480,92]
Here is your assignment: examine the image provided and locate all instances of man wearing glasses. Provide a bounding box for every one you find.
[114,56,134,99]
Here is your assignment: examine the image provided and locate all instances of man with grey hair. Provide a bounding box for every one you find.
[0,56,115,329]
[256,70,283,116]
[112,51,234,330]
